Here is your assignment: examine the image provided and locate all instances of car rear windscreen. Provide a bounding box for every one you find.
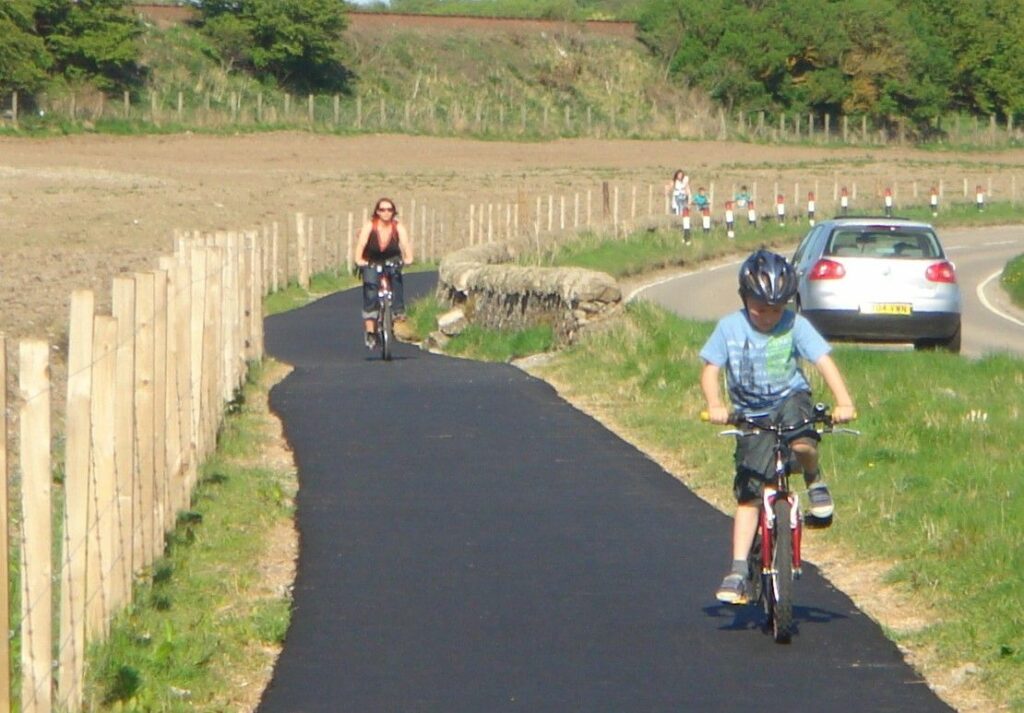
[825,228,942,259]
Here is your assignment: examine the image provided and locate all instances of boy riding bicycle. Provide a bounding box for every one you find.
[699,250,856,604]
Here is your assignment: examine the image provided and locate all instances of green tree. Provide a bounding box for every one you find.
[837,0,950,129]
[34,0,144,92]
[199,0,350,93]
[0,0,52,95]
[932,0,1024,121]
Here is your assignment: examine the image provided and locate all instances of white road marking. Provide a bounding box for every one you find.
[977,269,1024,328]
[625,258,742,303]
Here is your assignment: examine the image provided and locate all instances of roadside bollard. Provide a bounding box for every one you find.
[930,186,939,216]
[807,191,816,226]
[725,200,735,239]
[976,184,985,211]
[884,187,893,217]
[776,194,786,226]
[682,205,692,244]
[840,186,849,216]
[747,200,757,227]
[701,205,711,234]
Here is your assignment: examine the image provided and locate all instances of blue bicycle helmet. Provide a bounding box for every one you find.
[738,249,798,305]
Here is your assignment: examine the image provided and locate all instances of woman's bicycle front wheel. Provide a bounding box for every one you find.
[380,297,393,361]
[770,497,794,643]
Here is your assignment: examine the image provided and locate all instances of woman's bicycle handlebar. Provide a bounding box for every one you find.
[700,403,861,437]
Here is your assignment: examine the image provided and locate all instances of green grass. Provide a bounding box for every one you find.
[85,361,296,711]
[263,270,361,316]
[532,301,1024,711]
[445,323,556,361]
[530,223,804,277]
[1003,254,1024,310]
[407,292,555,361]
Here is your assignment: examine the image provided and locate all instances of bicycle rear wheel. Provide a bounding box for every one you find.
[380,298,393,361]
[770,498,794,643]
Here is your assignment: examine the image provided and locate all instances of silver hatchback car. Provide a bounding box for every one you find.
[791,217,962,352]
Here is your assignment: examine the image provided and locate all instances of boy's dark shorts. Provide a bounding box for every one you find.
[733,391,820,504]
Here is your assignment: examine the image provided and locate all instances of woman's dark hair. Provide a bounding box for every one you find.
[374,197,398,218]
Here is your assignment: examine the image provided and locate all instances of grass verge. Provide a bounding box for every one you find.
[83,361,297,711]
[1002,253,1024,310]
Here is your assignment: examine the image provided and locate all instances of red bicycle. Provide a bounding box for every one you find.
[710,403,857,643]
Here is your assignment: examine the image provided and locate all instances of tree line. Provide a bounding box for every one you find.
[0,0,351,102]
[636,0,1024,135]
[3,0,1023,135]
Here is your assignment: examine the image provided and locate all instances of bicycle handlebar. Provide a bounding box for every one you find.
[700,403,860,436]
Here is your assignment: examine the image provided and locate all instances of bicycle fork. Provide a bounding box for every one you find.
[761,489,803,581]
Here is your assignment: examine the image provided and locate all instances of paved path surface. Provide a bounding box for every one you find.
[256,274,953,713]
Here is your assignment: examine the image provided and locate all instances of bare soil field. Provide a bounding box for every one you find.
[4,132,1023,350]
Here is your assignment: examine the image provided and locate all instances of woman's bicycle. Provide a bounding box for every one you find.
[366,259,402,361]
[706,403,858,643]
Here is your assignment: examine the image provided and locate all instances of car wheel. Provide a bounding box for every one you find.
[940,323,962,353]
[914,323,961,354]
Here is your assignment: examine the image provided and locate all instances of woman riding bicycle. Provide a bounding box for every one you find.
[698,249,856,604]
[354,197,414,349]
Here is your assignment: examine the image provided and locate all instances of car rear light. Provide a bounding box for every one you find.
[808,259,846,280]
[925,261,957,283]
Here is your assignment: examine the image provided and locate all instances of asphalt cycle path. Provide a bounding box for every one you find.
[256,273,953,713]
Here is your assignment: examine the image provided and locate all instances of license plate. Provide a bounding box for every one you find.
[863,303,912,315]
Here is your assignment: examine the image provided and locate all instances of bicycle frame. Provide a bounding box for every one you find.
[760,442,803,578]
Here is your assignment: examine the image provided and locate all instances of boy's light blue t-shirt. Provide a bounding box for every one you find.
[699,308,830,413]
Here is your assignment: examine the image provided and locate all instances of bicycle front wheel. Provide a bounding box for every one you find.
[770,498,794,643]
[380,298,393,361]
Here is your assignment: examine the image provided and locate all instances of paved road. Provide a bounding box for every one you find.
[637,225,1024,357]
[256,273,953,712]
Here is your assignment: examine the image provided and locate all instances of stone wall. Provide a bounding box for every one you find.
[435,243,622,345]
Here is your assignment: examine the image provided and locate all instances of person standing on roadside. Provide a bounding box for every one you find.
[667,169,690,216]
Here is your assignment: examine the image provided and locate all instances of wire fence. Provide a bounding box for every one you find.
[2,90,1022,146]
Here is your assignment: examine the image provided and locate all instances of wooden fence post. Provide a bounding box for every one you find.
[158,257,183,527]
[134,273,156,571]
[58,291,94,711]
[19,339,52,713]
[152,269,169,559]
[296,213,309,289]
[0,337,9,711]
[90,316,118,639]
[112,277,136,601]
